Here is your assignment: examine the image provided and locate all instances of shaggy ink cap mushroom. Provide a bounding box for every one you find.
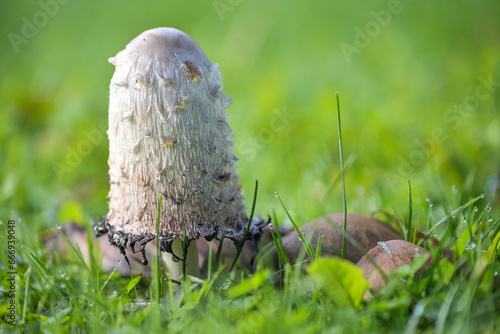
[95,27,263,267]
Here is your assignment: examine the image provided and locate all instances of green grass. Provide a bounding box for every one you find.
[1,184,499,333]
[1,0,500,332]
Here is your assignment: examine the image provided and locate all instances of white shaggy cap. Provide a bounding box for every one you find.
[101,27,249,260]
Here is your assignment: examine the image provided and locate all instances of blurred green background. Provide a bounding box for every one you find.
[1,0,499,230]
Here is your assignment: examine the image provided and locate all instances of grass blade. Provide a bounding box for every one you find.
[155,195,163,302]
[214,235,224,272]
[315,233,323,259]
[421,193,485,243]
[407,180,413,242]
[276,194,316,260]
[230,180,259,272]
[336,92,348,260]
[316,154,357,217]
[270,210,290,266]
[182,228,187,282]
[435,283,460,334]
[207,240,214,281]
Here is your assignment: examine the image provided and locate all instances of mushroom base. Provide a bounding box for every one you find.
[162,239,200,280]
[94,216,268,266]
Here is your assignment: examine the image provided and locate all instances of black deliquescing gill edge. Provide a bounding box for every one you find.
[94,216,269,266]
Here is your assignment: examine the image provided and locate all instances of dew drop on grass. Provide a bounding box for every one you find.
[466,242,476,250]
[473,207,478,212]
[377,241,392,257]
[494,272,498,277]
[274,192,279,198]
[413,303,424,316]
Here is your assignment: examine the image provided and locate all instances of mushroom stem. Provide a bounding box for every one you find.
[162,238,199,281]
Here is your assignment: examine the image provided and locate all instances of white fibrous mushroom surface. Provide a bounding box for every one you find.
[105,28,248,250]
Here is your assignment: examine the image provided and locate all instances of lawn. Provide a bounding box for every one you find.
[1,0,499,333]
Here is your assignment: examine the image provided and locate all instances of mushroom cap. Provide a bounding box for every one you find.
[111,27,210,66]
[98,28,253,263]
[273,213,404,266]
[356,239,432,293]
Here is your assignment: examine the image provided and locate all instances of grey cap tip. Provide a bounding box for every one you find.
[123,27,207,60]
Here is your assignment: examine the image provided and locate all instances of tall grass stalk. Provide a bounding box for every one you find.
[407,180,413,241]
[336,92,348,260]
[155,195,163,302]
[230,180,259,272]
